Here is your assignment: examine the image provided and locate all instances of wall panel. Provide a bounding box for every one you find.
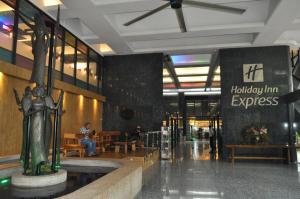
[0,60,104,156]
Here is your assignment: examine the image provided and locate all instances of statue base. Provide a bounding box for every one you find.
[11,169,67,188]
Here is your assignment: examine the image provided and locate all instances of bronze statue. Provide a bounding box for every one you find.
[29,86,61,174]
[18,12,49,85]
[13,87,32,165]
[14,7,64,175]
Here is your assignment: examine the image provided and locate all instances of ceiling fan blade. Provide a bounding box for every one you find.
[175,8,187,33]
[124,2,171,26]
[183,0,246,14]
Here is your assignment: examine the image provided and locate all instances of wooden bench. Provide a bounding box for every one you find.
[100,131,121,152]
[114,141,137,153]
[63,133,84,157]
[225,144,290,164]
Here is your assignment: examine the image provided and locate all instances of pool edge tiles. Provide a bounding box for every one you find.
[57,158,142,199]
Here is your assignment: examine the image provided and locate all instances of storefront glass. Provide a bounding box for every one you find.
[0,1,14,62]
[63,31,75,84]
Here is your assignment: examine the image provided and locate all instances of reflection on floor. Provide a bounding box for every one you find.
[185,140,219,161]
[136,141,300,199]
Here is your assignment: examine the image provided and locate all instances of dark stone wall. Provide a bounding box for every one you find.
[102,53,163,133]
[220,46,292,157]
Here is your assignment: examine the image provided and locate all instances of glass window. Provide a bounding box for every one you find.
[54,34,63,80]
[76,41,87,89]
[0,1,14,62]
[16,0,39,69]
[63,31,75,84]
[88,50,99,92]
[16,1,52,70]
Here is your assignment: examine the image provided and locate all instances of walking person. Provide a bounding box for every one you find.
[209,125,215,153]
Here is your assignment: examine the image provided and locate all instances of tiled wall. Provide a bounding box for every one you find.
[102,53,163,133]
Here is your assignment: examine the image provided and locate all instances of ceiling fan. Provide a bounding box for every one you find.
[124,0,246,33]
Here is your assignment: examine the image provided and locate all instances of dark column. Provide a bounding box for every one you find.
[202,101,209,116]
[102,53,163,132]
[220,46,292,159]
[179,93,187,136]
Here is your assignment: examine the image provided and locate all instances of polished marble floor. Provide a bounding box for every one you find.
[136,141,300,199]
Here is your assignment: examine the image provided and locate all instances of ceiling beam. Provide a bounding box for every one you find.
[205,51,219,89]
[61,0,133,54]
[164,55,180,89]
[253,0,300,45]
[176,74,209,77]
[172,63,210,68]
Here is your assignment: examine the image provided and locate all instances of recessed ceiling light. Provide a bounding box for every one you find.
[163,69,169,76]
[213,75,221,81]
[0,2,13,12]
[178,76,207,82]
[212,82,221,87]
[43,0,62,7]
[163,77,173,83]
[163,92,178,96]
[175,67,209,75]
[184,91,221,96]
[215,66,220,74]
[180,82,206,88]
[171,54,211,66]
[99,43,115,54]
[163,83,176,89]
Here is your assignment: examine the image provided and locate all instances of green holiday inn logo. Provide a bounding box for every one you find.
[243,64,264,83]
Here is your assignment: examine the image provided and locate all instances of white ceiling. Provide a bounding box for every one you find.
[29,0,300,56]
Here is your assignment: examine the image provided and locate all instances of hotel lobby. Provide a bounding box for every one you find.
[0,0,300,198]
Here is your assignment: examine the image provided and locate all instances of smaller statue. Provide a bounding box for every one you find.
[13,87,32,165]
[14,86,63,175]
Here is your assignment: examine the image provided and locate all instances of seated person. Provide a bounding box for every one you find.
[80,122,96,156]
[119,131,128,142]
[136,125,144,141]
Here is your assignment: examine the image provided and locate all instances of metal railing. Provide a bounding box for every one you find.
[143,131,162,149]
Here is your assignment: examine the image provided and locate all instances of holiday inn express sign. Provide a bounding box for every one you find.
[220,46,291,148]
[230,63,280,109]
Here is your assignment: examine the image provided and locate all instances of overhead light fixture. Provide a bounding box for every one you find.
[213,75,221,81]
[171,54,211,66]
[178,76,207,82]
[215,66,220,74]
[43,0,62,7]
[163,92,178,96]
[163,88,205,93]
[0,2,13,12]
[180,82,206,88]
[207,88,221,91]
[178,88,205,92]
[212,82,221,87]
[184,91,221,96]
[163,77,173,83]
[175,67,210,75]
[163,83,176,88]
[99,43,115,54]
[163,68,169,76]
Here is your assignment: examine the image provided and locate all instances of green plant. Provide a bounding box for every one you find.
[242,125,269,144]
[296,131,300,144]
